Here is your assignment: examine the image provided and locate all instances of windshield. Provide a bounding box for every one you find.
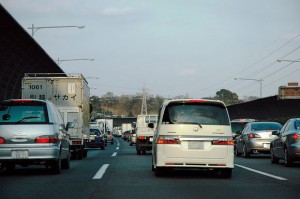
[90,129,101,136]
[231,122,248,132]
[162,103,230,125]
[0,104,47,124]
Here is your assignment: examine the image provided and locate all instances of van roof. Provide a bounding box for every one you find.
[163,99,226,106]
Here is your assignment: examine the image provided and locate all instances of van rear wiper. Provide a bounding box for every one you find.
[16,116,40,124]
[173,122,202,128]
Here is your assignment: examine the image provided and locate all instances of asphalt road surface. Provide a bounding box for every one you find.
[1,137,300,199]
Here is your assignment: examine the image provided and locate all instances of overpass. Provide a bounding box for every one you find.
[0,4,65,101]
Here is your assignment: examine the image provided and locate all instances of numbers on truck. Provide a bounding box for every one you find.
[29,85,43,89]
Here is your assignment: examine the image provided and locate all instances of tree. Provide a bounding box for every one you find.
[215,89,240,105]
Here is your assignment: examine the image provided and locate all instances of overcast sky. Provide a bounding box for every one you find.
[1,0,300,99]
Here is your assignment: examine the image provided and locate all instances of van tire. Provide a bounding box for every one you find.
[155,167,165,177]
[219,168,232,178]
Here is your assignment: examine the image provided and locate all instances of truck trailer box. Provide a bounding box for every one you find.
[21,73,90,159]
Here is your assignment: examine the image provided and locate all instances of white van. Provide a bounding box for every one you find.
[151,99,234,178]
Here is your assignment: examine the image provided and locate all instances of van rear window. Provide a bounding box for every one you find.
[0,105,47,124]
[162,103,230,125]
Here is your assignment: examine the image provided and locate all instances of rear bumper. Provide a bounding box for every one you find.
[247,139,272,153]
[288,144,300,159]
[0,146,60,163]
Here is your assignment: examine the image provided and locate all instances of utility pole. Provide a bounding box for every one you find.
[141,86,148,115]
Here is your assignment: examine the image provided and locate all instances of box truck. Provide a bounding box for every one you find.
[22,73,90,160]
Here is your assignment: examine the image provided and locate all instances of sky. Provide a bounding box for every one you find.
[1,0,300,99]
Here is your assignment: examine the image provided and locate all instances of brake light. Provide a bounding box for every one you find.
[157,137,180,144]
[188,99,205,103]
[139,136,146,140]
[72,141,82,145]
[249,133,261,138]
[35,135,58,143]
[0,137,5,144]
[291,134,299,141]
[212,140,234,145]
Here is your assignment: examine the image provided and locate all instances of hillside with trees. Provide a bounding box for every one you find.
[90,89,250,118]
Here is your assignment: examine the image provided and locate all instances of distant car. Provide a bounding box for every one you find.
[0,99,73,174]
[88,127,105,150]
[122,130,130,141]
[235,122,282,158]
[105,130,114,145]
[129,129,136,146]
[230,120,250,140]
[270,118,300,167]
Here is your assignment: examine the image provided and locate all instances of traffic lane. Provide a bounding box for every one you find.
[92,139,300,199]
[0,143,118,199]
[235,154,300,185]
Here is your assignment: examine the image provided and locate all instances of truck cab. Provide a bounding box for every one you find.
[135,115,158,155]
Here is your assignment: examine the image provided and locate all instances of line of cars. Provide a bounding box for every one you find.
[232,118,300,167]
[121,129,136,146]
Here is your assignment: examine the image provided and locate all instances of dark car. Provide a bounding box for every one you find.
[231,120,250,140]
[122,130,130,141]
[235,121,282,158]
[88,127,105,150]
[270,118,300,167]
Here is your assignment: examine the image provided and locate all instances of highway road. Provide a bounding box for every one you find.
[1,137,300,199]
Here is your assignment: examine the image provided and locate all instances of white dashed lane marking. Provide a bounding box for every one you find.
[93,164,109,179]
[235,164,287,181]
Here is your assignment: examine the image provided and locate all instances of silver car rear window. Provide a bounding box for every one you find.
[163,103,230,125]
[0,105,47,124]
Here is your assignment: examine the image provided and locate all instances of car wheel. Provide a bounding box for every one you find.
[284,148,293,167]
[219,168,232,178]
[137,150,142,155]
[51,158,61,174]
[61,153,71,169]
[235,146,241,157]
[101,146,105,150]
[270,147,279,164]
[142,150,146,155]
[243,144,250,158]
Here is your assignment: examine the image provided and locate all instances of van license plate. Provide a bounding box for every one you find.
[11,150,29,159]
[188,141,204,149]
[149,137,153,142]
[263,143,270,149]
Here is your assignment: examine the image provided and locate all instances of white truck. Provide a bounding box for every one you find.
[135,115,158,155]
[21,73,90,160]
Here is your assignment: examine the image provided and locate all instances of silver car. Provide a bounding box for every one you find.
[235,122,282,158]
[0,99,73,174]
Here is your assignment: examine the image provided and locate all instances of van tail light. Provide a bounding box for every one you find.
[249,133,261,138]
[212,139,234,145]
[157,136,180,144]
[0,137,5,144]
[35,135,58,143]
